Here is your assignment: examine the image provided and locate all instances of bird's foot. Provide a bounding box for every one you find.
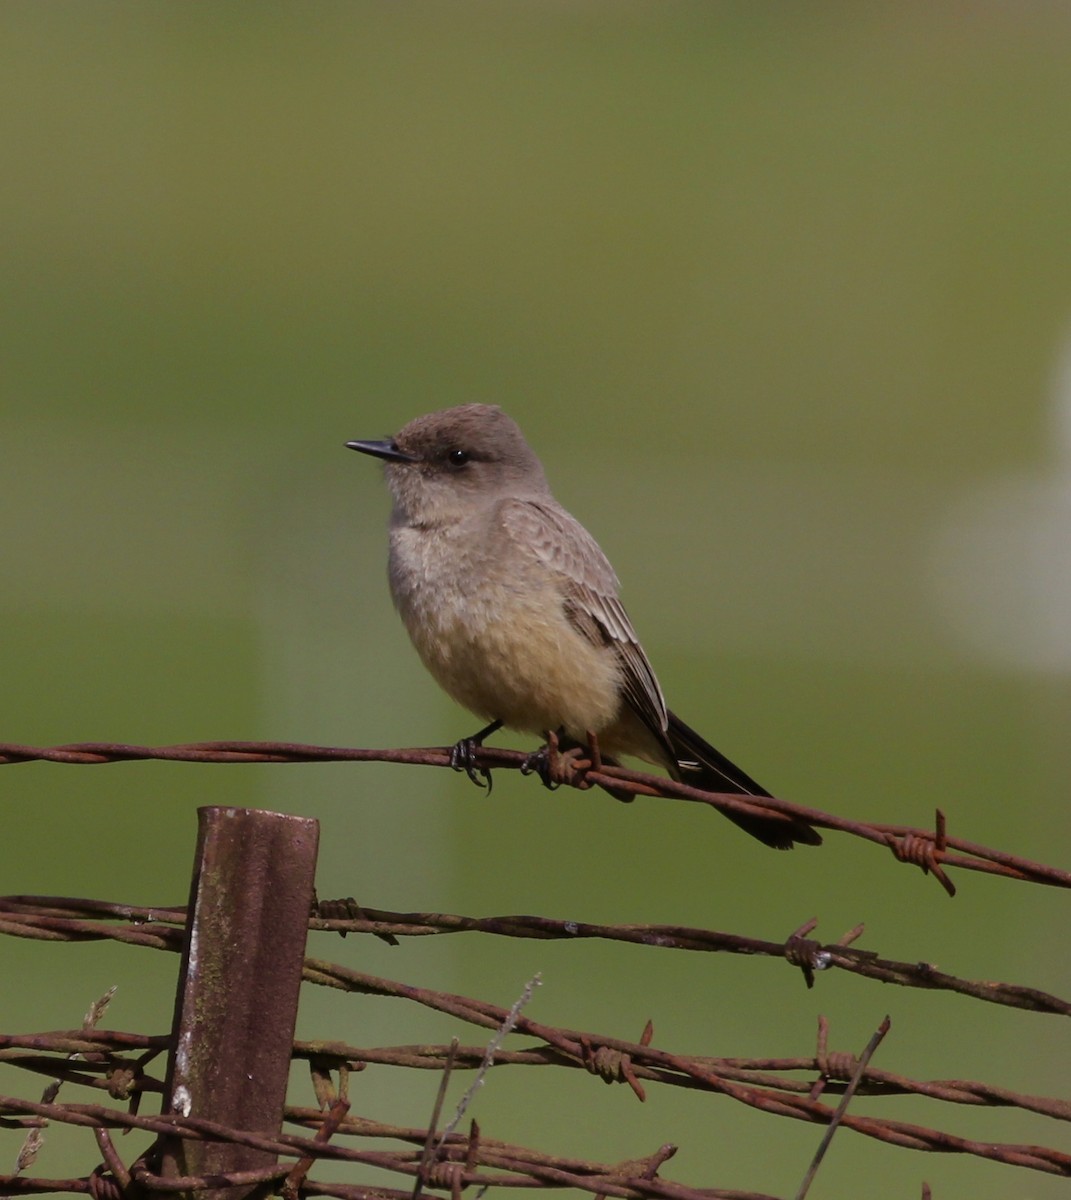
[449,719,502,794]
[450,737,491,791]
[520,729,561,790]
[521,729,601,791]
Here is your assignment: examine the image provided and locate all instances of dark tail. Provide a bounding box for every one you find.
[667,712,822,850]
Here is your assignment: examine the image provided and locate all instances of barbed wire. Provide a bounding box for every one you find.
[2,739,1069,895]
[2,895,1068,1018]
[0,1092,771,1200]
[3,948,1068,1194]
[295,961,1071,1174]
[6,1016,1071,1130]
[6,896,1069,1186]
[4,899,1070,1189]
[5,738,1069,1197]
[311,906,1071,1016]
[4,1006,1071,1189]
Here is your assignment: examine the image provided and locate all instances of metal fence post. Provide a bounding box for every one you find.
[158,806,319,1198]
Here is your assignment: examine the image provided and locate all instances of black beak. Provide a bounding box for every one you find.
[346,439,418,463]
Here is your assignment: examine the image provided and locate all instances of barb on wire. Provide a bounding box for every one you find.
[581,1019,654,1102]
[1,740,1067,893]
[281,1096,351,1200]
[794,1016,890,1199]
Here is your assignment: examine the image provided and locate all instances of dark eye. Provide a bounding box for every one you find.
[447,448,470,467]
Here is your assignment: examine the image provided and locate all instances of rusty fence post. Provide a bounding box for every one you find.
[158,806,319,1198]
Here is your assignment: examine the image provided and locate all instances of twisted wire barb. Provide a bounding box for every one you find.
[1,740,1067,892]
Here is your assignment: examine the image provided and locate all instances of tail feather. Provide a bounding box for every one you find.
[666,712,822,850]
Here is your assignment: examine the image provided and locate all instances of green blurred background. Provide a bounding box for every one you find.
[4,3,1071,1196]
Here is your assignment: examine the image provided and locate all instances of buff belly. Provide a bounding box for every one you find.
[396,572,623,741]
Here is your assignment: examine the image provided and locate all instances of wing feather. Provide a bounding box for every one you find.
[498,499,670,748]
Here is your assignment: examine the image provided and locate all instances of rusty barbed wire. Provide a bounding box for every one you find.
[0,1092,772,1200]
[292,1038,1071,1124]
[2,894,1068,1018]
[8,1018,1071,1132]
[2,739,1067,894]
[330,908,1070,1015]
[292,962,1071,1175]
[5,907,1071,1189]
[5,1019,1071,1190]
[4,742,1070,1196]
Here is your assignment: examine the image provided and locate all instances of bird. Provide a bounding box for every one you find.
[347,404,820,849]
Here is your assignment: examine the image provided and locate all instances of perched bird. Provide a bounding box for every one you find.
[347,404,820,849]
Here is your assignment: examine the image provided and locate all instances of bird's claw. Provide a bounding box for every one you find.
[450,737,493,794]
[521,743,559,790]
[521,730,600,792]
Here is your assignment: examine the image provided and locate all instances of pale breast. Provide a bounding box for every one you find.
[387,522,622,738]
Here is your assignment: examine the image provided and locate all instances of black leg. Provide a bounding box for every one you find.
[450,719,503,792]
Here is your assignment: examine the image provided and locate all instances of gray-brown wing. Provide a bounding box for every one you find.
[498,498,670,747]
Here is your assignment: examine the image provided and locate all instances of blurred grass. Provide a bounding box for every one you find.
[3,4,1071,1197]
